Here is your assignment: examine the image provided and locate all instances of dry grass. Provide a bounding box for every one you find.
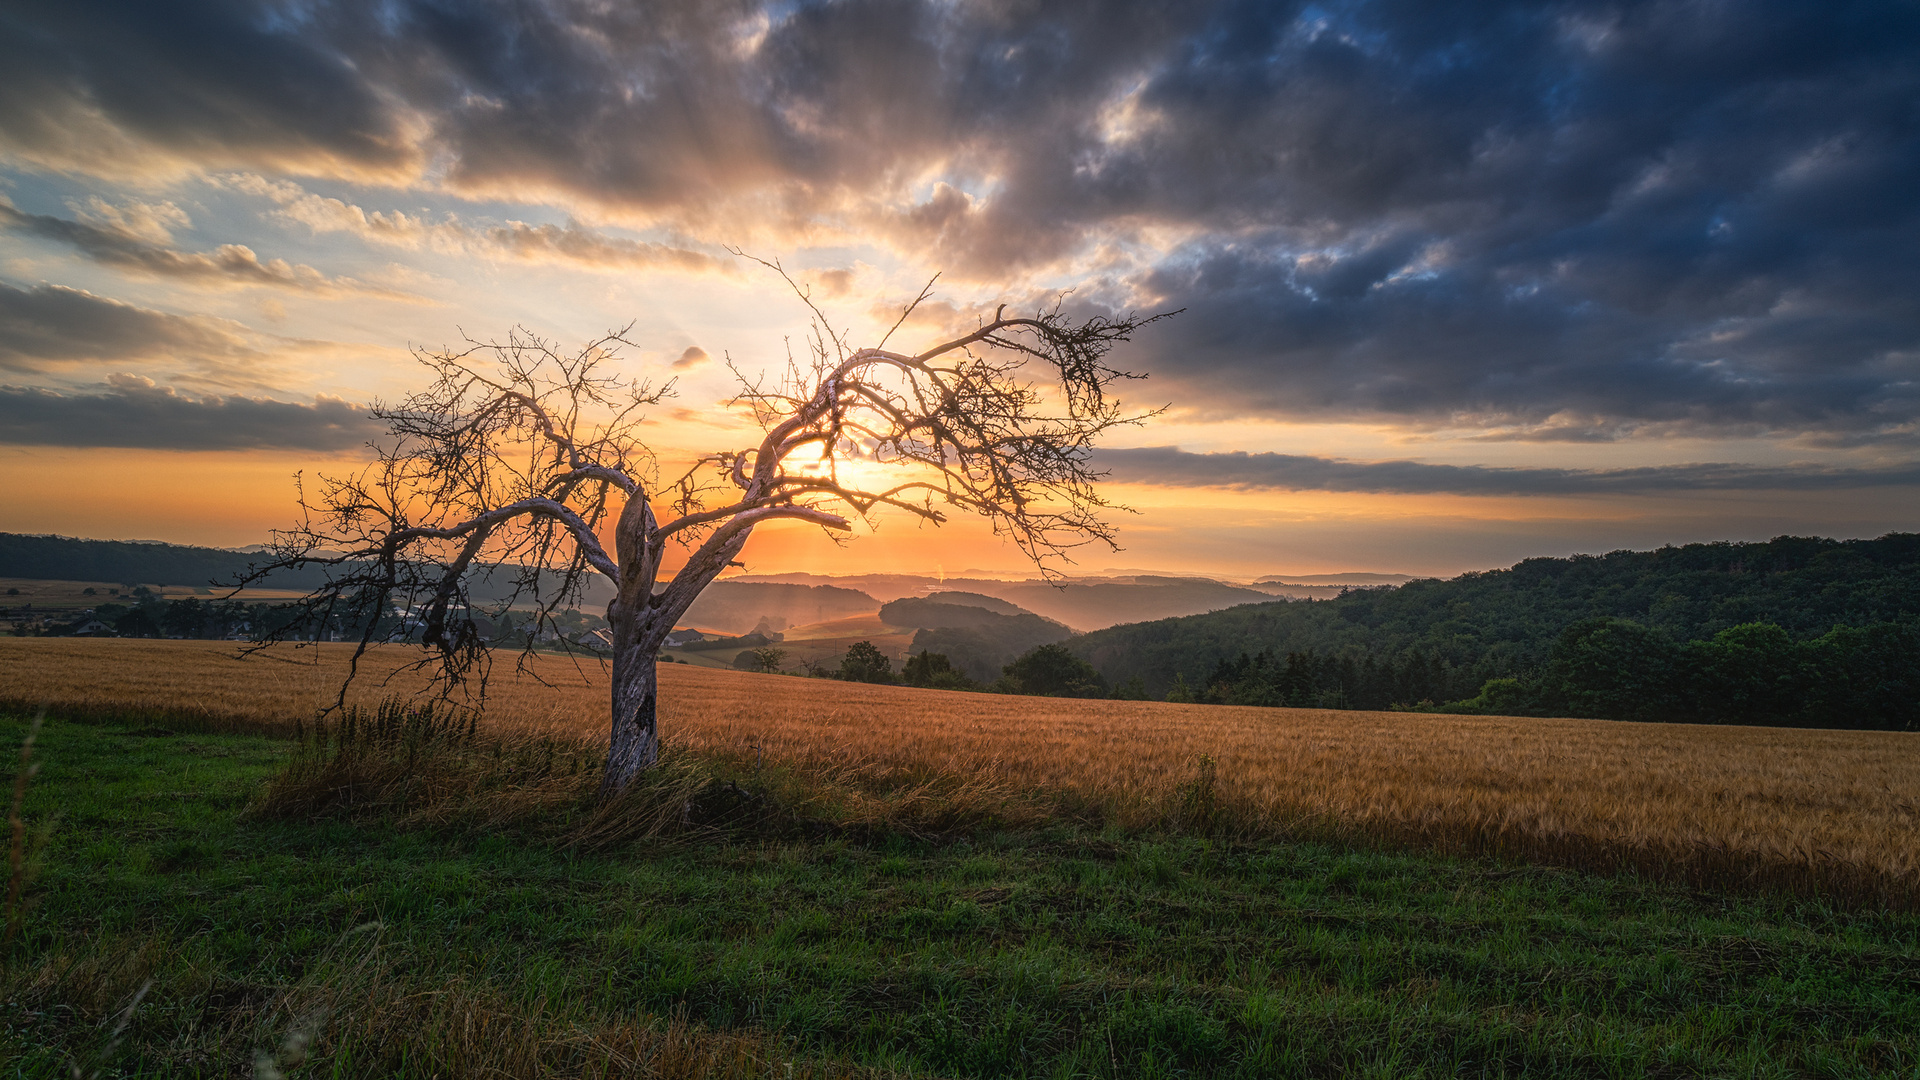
[254,696,1051,847]
[5,638,1919,906]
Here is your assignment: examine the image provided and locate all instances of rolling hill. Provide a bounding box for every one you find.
[1070,533,1920,701]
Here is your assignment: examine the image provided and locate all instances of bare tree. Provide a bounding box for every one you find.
[247,265,1175,792]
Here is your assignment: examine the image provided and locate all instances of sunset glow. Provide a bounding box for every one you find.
[4,2,1916,578]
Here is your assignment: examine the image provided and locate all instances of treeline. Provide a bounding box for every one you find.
[1452,618,1919,730]
[18,591,608,649]
[1073,534,1920,717]
[1193,618,1919,731]
[0,532,334,590]
[1184,646,1483,710]
[738,639,1117,699]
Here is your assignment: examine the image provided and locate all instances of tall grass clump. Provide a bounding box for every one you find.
[256,698,724,847]
[254,697,1043,847]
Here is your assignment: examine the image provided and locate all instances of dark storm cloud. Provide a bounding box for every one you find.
[0,0,416,177]
[1101,446,1920,497]
[1103,1,1920,434]
[0,281,265,372]
[4,0,1917,438]
[0,379,382,450]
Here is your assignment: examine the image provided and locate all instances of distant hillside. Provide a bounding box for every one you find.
[976,577,1276,631]
[727,572,1282,630]
[879,597,1074,684]
[677,581,879,635]
[0,533,332,590]
[1071,534,1920,701]
[898,591,1027,616]
[1255,572,1413,586]
[878,594,1055,630]
[0,534,881,631]
[723,573,962,603]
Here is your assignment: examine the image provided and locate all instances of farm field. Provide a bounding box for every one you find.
[0,576,313,606]
[2,637,1916,906]
[7,697,1920,1076]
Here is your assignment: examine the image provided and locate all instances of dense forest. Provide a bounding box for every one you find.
[1073,534,1920,728]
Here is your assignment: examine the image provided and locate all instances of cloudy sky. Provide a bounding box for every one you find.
[2,0,1916,578]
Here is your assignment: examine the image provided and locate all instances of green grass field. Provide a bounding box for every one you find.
[5,710,1918,1078]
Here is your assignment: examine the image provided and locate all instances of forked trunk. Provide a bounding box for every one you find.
[602,602,660,794]
[599,513,754,795]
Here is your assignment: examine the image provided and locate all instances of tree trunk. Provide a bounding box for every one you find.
[602,602,659,794]
[598,517,753,795]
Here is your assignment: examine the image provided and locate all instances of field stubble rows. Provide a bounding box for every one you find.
[3,637,1916,906]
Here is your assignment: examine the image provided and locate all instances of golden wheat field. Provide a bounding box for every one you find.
[5,637,1918,904]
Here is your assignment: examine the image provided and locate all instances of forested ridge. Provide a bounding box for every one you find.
[0,532,327,589]
[1072,534,1920,723]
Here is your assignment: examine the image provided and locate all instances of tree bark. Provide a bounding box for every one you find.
[602,598,660,793]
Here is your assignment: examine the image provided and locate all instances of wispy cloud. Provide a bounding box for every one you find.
[0,198,413,298]
[215,174,728,273]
